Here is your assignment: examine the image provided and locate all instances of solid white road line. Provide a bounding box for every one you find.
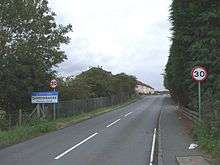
[150,128,157,165]
[106,119,121,128]
[124,112,133,117]
[54,132,98,160]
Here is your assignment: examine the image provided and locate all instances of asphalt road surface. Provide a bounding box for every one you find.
[0,95,166,165]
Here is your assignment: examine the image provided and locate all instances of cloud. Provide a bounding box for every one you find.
[49,0,172,90]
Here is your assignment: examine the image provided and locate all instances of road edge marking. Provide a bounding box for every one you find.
[150,128,157,165]
[106,119,121,128]
[54,132,98,160]
[157,106,163,165]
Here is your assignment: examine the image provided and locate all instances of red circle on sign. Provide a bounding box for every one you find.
[191,66,208,82]
[50,79,57,88]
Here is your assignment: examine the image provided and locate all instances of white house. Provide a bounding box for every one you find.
[135,81,154,95]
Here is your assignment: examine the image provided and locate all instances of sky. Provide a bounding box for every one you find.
[48,0,172,90]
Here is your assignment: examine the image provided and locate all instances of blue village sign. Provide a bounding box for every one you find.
[31,92,58,104]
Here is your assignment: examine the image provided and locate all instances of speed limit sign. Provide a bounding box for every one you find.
[191,66,208,82]
[50,79,58,89]
[191,66,208,121]
[50,79,58,120]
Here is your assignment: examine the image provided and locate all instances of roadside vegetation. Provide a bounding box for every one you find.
[58,67,137,101]
[0,0,139,150]
[0,0,138,131]
[0,96,139,148]
[165,0,220,162]
[193,124,220,164]
[0,0,72,114]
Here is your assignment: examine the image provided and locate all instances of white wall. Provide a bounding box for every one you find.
[135,85,154,95]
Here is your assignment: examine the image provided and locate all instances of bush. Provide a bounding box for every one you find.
[33,121,55,133]
[0,110,9,131]
[193,123,220,160]
[0,120,56,147]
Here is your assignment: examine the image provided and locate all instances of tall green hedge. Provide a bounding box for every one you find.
[165,0,220,135]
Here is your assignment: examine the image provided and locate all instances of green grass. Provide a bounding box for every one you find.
[193,124,220,165]
[0,121,57,147]
[0,96,139,148]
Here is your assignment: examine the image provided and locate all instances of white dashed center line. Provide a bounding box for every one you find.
[54,132,98,160]
[106,119,121,128]
[124,112,133,117]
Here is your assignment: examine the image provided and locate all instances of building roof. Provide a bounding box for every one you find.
[136,81,154,89]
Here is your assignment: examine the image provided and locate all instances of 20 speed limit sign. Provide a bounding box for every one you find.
[191,66,208,82]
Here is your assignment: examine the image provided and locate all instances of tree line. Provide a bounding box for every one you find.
[58,67,137,101]
[165,0,219,140]
[0,0,137,114]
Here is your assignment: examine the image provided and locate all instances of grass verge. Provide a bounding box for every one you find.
[193,124,220,165]
[0,96,140,149]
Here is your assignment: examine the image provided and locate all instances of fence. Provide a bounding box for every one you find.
[182,107,199,122]
[56,94,129,118]
[0,93,130,130]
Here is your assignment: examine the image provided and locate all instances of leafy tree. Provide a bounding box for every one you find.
[112,73,137,96]
[0,0,72,112]
[58,67,137,100]
[75,67,114,97]
[58,77,94,100]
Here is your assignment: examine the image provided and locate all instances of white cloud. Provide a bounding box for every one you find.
[49,0,172,90]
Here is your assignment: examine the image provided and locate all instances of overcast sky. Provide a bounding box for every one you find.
[48,0,172,90]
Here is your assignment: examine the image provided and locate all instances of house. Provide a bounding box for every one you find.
[135,81,155,95]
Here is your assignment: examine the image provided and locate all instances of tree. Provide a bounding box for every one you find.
[75,67,114,97]
[165,0,220,144]
[0,0,72,112]
[112,73,137,96]
[58,67,138,100]
[165,0,220,108]
[58,77,94,100]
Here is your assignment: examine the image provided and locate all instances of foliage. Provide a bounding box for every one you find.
[0,0,72,113]
[165,0,220,158]
[0,110,8,131]
[193,124,220,163]
[59,67,137,100]
[112,73,137,96]
[0,120,56,147]
[75,67,114,98]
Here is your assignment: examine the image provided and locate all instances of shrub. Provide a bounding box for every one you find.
[0,110,9,131]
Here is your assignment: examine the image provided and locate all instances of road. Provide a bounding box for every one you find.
[0,96,165,165]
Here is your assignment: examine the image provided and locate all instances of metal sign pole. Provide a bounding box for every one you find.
[37,104,40,118]
[192,66,208,122]
[198,81,201,121]
[53,88,56,120]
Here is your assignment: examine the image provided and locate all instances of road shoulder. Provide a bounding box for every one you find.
[158,97,210,165]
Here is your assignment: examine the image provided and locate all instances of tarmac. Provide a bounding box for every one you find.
[158,97,210,165]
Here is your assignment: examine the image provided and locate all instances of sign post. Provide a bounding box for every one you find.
[191,66,208,121]
[31,91,59,119]
[53,89,56,120]
[50,79,58,120]
[198,81,201,120]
